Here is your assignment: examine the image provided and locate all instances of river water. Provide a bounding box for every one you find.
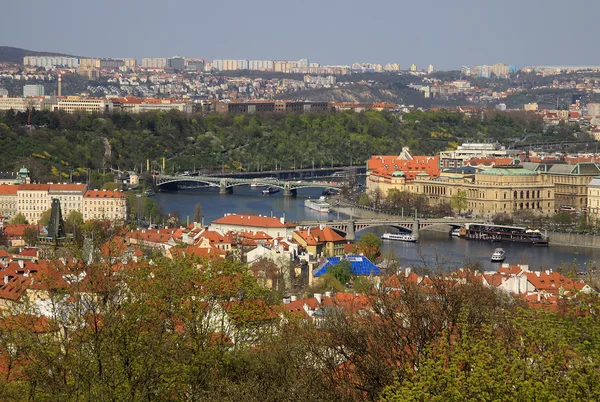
[154,188,599,272]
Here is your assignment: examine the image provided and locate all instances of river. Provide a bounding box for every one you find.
[154,188,599,272]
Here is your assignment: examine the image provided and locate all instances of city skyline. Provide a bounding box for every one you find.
[2,0,600,70]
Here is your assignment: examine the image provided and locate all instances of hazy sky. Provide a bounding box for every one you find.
[2,0,598,70]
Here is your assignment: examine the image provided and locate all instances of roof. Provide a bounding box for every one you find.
[48,183,87,192]
[17,184,51,191]
[294,226,346,246]
[212,214,295,228]
[312,255,381,277]
[367,154,440,180]
[84,189,126,198]
[0,185,18,195]
[478,167,538,176]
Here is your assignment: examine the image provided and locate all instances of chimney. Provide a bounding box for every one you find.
[280,216,285,224]
[18,260,24,269]
[282,297,291,304]
[314,293,322,304]
[290,295,297,302]
[535,271,541,277]
[405,267,412,277]
[58,73,62,97]
[325,291,332,298]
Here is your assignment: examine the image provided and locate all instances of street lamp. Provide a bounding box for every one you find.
[293,158,296,170]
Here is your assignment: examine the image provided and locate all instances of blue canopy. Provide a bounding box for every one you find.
[312,255,381,277]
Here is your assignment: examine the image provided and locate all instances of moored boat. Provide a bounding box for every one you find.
[381,232,417,243]
[262,186,280,195]
[465,223,548,246]
[305,197,331,213]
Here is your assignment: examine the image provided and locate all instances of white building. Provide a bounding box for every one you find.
[141,58,168,68]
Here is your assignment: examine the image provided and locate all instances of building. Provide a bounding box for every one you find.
[54,97,114,113]
[23,56,79,68]
[524,103,539,112]
[215,100,329,114]
[410,64,417,72]
[82,189,127,221]
[413,166,555,217]
[167,57,185,70]
[587,176,600,217]
[0,88,7,96]
[210,214,296,238]
[427,64,434,74]
[439,143,518,169]
[0,97,56,112]
[48,183,88,218]
[0,185,19,220]
[142,58,168,68]
[17,184,51,224]
[526,162,600,210]
[366,147,440,195]
[23,85,45,97]
[292,226,346,259]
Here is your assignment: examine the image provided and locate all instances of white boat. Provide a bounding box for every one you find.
[381,232,417,242]
[450,228,461,237]
[491,248,506,262]
[305,197,331,213]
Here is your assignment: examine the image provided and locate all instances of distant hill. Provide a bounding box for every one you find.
[0,46,80,64]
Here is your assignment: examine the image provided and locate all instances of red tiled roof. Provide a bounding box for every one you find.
[0,185,18,195]
[212,214,295,228]
[84,189,126,198]
[294,226,345,246]
[367,155,440,180]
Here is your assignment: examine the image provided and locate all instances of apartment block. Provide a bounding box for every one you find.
[82,189,127,221]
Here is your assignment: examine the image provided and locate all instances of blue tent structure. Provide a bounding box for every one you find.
[312,255,381,277]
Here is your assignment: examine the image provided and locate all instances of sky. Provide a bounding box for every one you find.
[1,0,599,70]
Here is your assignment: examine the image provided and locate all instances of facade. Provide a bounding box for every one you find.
[544,163,600,210]
[17,184,51,224]
[438,143,518,169]
[413,167,555,217]
[587,176,600,217]
[167,57,185,70]
[82,190,127,221]
[23,85,45,97]
[0,186,18,220]
[48,184,88,218]
[215,101,329,114]
[54,97,114,113]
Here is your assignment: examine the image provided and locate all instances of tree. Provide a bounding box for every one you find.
[22,227,38,246]
[358,192,371,207]
[38,208,53,227]
[64,210,84,233]
[9,213,28,225]
[327,260,352,285]
[353,232,382,262]
[450,190,467,213]
[193,202,204,224]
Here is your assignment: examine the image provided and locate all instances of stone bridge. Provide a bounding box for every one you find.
[295,217,485,240]
[155,175,343,196]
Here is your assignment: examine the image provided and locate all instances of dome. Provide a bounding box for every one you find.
[392,171,405,177]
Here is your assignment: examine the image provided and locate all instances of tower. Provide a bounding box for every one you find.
[58,73,62,97]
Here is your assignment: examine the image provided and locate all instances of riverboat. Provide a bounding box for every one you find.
[491,248,506,262]
[262,186,280,195]
[305,197,331,213]
[251,177,277,188]
[144,190,156,197]
[381,232,417,243]
[465,223,548,246]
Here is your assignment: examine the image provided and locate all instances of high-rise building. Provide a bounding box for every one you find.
[142,58,168,68]
[410,64,417,72]
[237,59,249,70]
[167,57,185,70]
[23,84,45,97]
[428,64,434,74]
[0,88,8,96]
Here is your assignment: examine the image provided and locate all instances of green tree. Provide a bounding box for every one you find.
[353,232,382,261]
[327,260,352,285]
[64,210,84,233]
[22,227,38,246]
[450,189,467,213]
[9,213,28,224]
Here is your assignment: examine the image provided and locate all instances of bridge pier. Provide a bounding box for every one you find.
[346,220,356,241]
[219,179,233,194]
[413,219,420,239]
[283,182,297,197]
